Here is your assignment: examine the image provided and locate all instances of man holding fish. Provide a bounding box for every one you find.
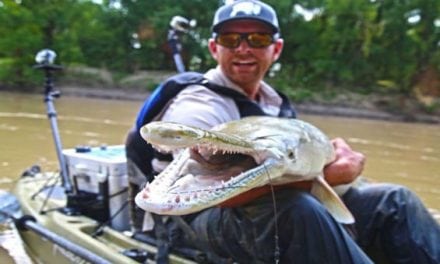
[126,1,440,263]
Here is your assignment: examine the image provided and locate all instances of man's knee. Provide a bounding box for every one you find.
[388,185,418,203]
[375,184,423,214]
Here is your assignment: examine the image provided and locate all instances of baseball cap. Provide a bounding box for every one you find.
[212,0,280,34]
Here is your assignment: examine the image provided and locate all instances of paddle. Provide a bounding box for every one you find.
[0,190,111,264]
[0,191,33,264]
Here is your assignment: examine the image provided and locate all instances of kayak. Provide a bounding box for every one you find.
[9,165,200,264]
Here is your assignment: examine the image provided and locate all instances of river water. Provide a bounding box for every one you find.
[0,91,439,209]
[0,90,439,262]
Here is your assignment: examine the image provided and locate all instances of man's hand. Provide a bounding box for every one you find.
[324,137,366,186]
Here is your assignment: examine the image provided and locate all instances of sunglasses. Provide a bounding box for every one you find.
[215,32,276,49]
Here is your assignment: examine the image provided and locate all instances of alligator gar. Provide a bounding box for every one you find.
[135,116,354,224]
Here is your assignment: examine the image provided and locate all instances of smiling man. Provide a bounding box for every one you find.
[126,1,440,263]
[160,1,287,128]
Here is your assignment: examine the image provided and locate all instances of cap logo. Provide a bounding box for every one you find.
[230,2,262,18]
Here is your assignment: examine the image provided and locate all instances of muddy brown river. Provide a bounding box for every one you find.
[0,90,439,263]
[0,91,439,212]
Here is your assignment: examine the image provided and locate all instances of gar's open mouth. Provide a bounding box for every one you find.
[189,146,256,168]
[172,146,258,191]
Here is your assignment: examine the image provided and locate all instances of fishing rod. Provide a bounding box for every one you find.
[33,49,73,194]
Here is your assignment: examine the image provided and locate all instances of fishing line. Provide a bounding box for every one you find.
[263,164,280,264]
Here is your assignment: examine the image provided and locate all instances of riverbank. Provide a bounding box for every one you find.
[58,85,440,124]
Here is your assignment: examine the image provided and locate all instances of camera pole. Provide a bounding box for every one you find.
[34,49,73,194]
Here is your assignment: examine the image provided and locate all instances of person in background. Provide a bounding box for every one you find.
[126,0,440,263]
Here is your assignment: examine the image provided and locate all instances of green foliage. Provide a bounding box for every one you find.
[0,0,439,97]
[273,0,440,96]
[423,101,440,114]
